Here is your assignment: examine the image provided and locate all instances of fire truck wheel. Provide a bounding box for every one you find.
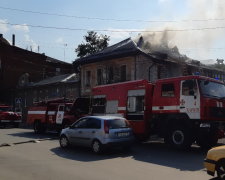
[0,124,6,129]
[13,123,19,128]
[59,135,70,148]
[92,140,103,154]
[34,121,45,134]
[169,126,192,149]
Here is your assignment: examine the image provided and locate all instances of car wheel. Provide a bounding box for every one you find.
[217,160,225,180]
[59,135,70,148]
[92,140,103,154]
[168,126,192,149]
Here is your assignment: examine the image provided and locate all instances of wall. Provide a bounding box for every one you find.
[81,56,135,96]
[0,43,73,103]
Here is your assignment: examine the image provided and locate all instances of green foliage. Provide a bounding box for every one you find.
[213,62,225,71]
[75,31,110,58]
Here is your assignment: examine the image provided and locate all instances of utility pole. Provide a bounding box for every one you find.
[64,43,67,61]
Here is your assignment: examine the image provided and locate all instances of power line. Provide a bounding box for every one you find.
[2,21,225,33]
[1,6,225,23]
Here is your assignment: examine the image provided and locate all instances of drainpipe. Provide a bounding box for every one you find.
[148,63,155,82]
[134,56,137,80]
[12,34,15,46]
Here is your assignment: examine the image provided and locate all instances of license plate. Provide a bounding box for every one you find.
[117,132,129,137]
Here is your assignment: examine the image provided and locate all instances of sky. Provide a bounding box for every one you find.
[0,0,225,64]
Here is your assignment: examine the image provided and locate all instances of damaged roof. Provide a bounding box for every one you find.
[73,38,154,66]
[30,73,79,87]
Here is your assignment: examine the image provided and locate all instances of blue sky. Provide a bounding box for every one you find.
[0,0,225,64]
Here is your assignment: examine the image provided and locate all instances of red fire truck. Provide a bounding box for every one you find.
[92,75,225,149]
[27,97,90,133]
[0,104,22,128]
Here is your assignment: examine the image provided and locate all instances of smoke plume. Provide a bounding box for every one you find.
[137,0,225,62]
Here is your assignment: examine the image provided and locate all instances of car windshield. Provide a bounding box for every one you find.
[108,119,129,129]
[0,106,13,112]
[198,80,225,99]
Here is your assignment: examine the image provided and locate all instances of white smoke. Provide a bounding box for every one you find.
[140,0,225,62]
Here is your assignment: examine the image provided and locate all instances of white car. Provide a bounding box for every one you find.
[59,116,134,153]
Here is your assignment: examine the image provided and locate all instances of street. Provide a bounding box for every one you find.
[0,128,222,180]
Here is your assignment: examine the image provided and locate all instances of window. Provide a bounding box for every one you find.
[58,105,64,111]
[106,100,118,114]
[73,118,88,128]
[85,71,91,87]
[97,68,103,85]
[182,80,197,96]
[120,65,126,82]
[106,66,114,84]
[161,83,175,97]
[199,80,225,98]
[92,98,106,114]
[107,119,129,129]
[56,68,61,73]
[127,96,144,113]
[86,118,101,129]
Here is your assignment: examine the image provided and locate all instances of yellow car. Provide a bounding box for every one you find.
[204,145,225,179]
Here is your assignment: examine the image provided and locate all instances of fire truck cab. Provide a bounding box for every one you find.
[0,104,22,128]
[27,97,90,133]
[92,76,225,149]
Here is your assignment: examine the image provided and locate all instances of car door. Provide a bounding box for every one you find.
[69,118,88,146]
[56,105,64,125]
[180,79,200,119]
[84,118,102,147]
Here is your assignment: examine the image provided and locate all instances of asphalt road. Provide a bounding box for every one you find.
[0,128,223,180]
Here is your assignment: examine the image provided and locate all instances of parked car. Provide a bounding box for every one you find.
[59,116,134,153]
[204,145,225,179]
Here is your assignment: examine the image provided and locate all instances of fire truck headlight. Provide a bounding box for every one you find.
[200,123,211,128]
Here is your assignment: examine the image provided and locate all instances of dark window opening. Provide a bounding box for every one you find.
[85,71,91,87]
[97,69,103,85]
[106,66,114,84]
[92,98,106,114]
[120,65,126,82]
[127,96,144,113]
[161,83,175,97]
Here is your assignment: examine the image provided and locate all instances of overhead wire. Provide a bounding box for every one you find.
[2,21,225,33]
[1,6,225,23]
[1,6,225,57]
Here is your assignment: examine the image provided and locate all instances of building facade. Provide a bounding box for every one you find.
[73,38,225,97]
[0,34,73,104]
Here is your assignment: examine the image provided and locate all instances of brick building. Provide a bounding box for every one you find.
[0,34,73,104]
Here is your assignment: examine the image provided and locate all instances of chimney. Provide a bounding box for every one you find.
[12,34,15,46]
[137,36,144,48]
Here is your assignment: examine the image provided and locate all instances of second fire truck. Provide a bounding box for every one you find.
[27,98,90,133]
[92,75,225,149]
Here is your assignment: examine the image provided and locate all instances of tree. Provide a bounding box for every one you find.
[213,59,225,71]
[75,31,110,58]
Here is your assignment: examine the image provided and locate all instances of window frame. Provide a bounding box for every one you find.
[161,83,175,97]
